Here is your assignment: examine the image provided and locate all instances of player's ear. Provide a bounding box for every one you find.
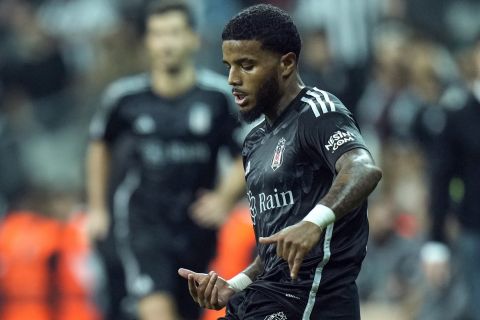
[280,52,297,78]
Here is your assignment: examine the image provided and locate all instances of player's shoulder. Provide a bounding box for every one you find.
[298,86,352,121]
[102,73,150,108]
[196,68,230,95]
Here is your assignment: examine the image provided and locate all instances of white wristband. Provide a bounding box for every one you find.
[303,204,336,228]
[227,273,252,292]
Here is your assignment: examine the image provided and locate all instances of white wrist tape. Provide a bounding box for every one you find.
[303,204,336,228]
[227,273,252,292]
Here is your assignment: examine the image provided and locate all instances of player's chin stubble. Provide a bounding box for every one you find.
[239,75,281,123]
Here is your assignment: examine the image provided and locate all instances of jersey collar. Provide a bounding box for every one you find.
[265,87,308,132]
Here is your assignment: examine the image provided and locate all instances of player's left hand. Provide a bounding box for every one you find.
[190,190,231,228]
[259,221,323,279]
[178,268,235,310]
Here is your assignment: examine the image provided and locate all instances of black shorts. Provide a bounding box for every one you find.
[222,281,360,320]
[114,195,216,319]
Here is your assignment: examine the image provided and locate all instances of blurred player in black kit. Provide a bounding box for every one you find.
[87,1,246,319]
[179,4,382,319]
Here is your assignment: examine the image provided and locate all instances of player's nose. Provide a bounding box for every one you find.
[228,67,241,86]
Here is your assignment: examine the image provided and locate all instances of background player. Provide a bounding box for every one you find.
[179,4,382,319]
[87,1,245,319]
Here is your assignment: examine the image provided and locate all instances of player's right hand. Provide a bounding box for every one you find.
[86,208,110,241]
[178,268,236,310]
[259,221,323,279]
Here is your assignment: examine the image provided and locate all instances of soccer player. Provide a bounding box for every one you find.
[178,4,382,319]
[87,1,245,319]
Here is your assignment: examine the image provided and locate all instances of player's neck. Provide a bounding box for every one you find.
[264,76,304,125]
[151,64,196,98]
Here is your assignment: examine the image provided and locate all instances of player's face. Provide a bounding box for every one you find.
[145,11,199,72]
[222,40,283,123]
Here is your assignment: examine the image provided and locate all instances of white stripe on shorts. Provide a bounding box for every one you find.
[302,223,334,319]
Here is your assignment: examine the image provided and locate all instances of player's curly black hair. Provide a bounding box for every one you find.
[222,4,301,61]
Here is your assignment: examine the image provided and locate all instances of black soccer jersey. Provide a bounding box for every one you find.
[89,69,241,228]
[242,87,370,294]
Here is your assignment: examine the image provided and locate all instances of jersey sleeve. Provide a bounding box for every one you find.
[298,98,369,173]
[89,84,126,145]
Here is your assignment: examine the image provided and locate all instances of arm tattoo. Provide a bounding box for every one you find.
[242,255,264,280]
[320,148,382,219]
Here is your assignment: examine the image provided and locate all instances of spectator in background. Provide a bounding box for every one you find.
[87,1,245,319]
[421,35,480,320]
[299,28,351,109]
[357,199,419,316]
[407,38,459,158]
[0,0,71,130]
[356,22,410,148]
[294,0,390,111]
[0,0,83,208]
[36,0,120,77]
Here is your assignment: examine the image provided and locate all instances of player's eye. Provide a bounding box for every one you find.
[224,63,231,71]
[241,64,254,71]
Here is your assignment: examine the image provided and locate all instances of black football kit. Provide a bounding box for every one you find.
[90,69,241,319]
[224,87,370,320]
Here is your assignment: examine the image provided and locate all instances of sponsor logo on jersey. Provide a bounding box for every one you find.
[140,140,211,166]
[264,311,287,320]
[271,137,286,171]
[246,188,294,225]
[324,130,355,153]
[189,102,211,135]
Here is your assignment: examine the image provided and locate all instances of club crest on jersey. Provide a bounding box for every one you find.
[133,114,156,134]
[271,138,286,171]
[189,103,211,135]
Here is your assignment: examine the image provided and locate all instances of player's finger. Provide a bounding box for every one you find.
[259,232,280,244]
[178,268,195,279]
[203,272,218,307]
[276,238,284,258]
[187,274,199,303]
[181,269,209,285]
[195,274,211,306]
[287,246,297,272]
[291,251,305,279]
[211,284,220,309]
[282,240,293,260]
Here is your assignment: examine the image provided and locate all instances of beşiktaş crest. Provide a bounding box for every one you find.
[271,137,286,171]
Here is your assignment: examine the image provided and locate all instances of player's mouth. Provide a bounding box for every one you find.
[232,89,249,107]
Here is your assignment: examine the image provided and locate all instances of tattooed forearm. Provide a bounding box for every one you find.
[243,255,264,280]
[320,148,382,219]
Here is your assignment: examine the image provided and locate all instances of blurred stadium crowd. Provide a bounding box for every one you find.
[0,0,480,319]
